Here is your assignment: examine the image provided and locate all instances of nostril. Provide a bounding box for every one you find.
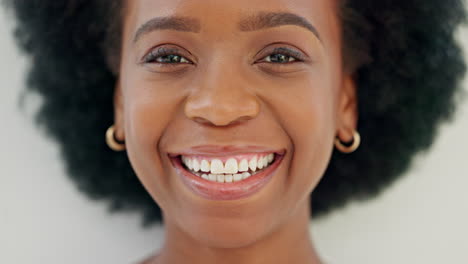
[191,116,213,125]
[236,115,256,123]
[189,114,255,127]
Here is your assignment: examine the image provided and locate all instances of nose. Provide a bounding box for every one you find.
[184,68,260,127]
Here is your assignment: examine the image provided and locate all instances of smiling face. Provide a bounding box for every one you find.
[114,0,357,248]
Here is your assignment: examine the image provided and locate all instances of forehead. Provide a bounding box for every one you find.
[123,0,340,40]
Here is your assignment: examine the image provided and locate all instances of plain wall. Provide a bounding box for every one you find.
[1,6,467,264]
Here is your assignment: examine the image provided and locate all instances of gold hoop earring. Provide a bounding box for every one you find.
[106,125,126,151]
[335,130,361,154]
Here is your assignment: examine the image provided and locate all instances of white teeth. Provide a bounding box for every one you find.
[192,159,200,172]
[267,154,274,163]
[262,156,269,169]
[249,156,257,172]
[208,174,217,182]
[182,153,277,183]
[201,160,210,172]
[224,158,238,174]
[186,158,193,170]
[201,172,252,182]
[233,174,243,182]
[257,156,264,170]
[217,174,225,183]
[239,159,249,172]
[225,174,233,183]
[210,159,224,174]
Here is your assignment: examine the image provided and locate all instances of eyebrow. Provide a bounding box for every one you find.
[238,12,321,40]
[133,11,320,43]
[133,16,201,42]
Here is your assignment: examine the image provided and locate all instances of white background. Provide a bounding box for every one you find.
[1,6,467,264]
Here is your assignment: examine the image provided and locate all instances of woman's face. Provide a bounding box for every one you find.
[115,0,356,247]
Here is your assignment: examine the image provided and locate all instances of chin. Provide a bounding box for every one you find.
[177,213,280,249]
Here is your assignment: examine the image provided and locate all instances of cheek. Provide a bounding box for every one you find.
[270,71,338,203]
[121,76,183,207]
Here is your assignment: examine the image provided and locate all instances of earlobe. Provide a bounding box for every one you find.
[335,130,361,154]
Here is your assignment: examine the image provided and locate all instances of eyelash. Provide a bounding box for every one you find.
[141,46,305,66]
[142,47,192,65]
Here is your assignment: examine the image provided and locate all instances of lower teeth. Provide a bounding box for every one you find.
[186,167,272,183]
[195,171,255,183]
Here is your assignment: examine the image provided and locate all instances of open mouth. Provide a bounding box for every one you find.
[180,153,276,183]
[169,151,285,200]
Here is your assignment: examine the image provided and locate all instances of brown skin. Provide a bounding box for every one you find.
[113,0,357,263]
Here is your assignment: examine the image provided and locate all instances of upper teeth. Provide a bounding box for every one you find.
[181,154,275,175]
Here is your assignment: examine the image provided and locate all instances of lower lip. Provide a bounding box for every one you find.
[170,154,284,201]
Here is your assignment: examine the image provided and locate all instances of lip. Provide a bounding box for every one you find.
[168,147,285,201]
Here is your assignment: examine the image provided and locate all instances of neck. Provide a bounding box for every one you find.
[149,202,322,264]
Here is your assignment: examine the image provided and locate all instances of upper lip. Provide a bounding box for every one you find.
[168,145,286,157]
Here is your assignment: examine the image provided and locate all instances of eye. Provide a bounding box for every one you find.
[264,53,297,63]
[258,47,305,64]
[142,46,193,65]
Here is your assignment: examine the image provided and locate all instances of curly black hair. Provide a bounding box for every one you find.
[4,0,467,226]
